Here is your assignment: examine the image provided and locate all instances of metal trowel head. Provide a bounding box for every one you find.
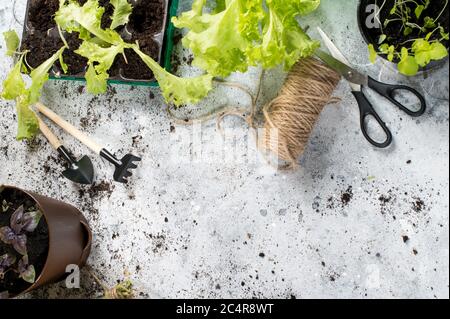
[62,155,95,185]
[58,147,95,185]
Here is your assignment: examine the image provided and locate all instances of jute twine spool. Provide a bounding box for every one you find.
[168,57,341,169]
[259,58,341,169]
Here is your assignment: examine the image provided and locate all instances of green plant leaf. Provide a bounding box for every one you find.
[415,5,424,19]
[379,43,390,54]
[110,0,133,29]
[59,54,68,74]
[254,0,320,70]
[75,41,125,94]
[172,0,262,77]
[15,97,39,141]
[3,30,20,57]
[85,63,109,94]
[423,16,436,29]
[439,27,449,40]
[28,47,66,104]
[368,44,377,63]
[398,47,419,76]
[387,45,395,62]
[378,34,387,44]
[133,46,213,106]
[172,0,320,77]
[1,55,26,100]
[1,47,66,140]
[403,27,412,36]
[56,0,135,94]
[55,0,123,45]
[428,42,448,60]
[389,4,397,15]
[412,39,448,67]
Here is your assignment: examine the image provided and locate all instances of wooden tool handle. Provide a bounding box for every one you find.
[36,102,104,155]
[36,114,62,150]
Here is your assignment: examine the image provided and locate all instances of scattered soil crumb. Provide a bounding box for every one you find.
[412,198,425,212]
[132,135,143,148]
[340,186,353,207]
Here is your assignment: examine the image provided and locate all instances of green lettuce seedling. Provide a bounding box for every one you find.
[3,31,20,57]
[1,31,68,140]
[172,0,321,78]
[55,0,213,105]
[369,0,449,76]
[110,0,133,30]
[1,0,324,140]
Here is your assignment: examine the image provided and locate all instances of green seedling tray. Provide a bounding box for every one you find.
[40,0,179,88]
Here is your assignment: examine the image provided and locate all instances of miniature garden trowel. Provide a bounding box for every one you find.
[36,102,141,184]
[36,114,95,185]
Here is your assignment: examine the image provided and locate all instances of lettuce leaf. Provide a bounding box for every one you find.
[57,0,213,104]
[110,0,133,30]
[173,0,259,77]
[28,47,67,104]
[173,0,320,77]
[56,0,123,45]
[16,96,39,141]
[3,30,20,57]
[75,40,126,94]
[1,55,26,100]
[56,0,132,93]
[259,0,320,69]
[133,46,213,106]
[1,31,67,140]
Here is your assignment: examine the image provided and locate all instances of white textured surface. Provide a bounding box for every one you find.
[0,0,449,299]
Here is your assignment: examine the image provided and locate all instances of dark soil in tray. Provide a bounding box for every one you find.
[21,0,166,81]
[360,0,449,62]
[0,188,49,295]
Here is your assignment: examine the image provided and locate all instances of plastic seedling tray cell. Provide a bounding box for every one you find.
[20,0,179,88]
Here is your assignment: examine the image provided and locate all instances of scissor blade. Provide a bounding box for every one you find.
[315,50,367,91]
[315,28,368,90]
[317,27,351,65]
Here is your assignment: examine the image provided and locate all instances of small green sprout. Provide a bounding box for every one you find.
[369,0,449,76]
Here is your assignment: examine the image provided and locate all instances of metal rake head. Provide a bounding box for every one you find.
[113,154,142,183]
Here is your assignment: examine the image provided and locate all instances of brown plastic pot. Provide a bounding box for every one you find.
[1,185,92,298]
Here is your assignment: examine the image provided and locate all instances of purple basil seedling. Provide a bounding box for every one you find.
[0,205,43,255]
[17,255,36,284]
[0,254,16,280]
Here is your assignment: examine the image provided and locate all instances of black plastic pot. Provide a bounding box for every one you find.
[357,0,449,73]
[20,0,179,87]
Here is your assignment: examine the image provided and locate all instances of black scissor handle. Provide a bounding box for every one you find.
[352,91,393,148]
[367,77,427,117]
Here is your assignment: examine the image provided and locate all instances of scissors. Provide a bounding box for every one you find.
[314,27,427,148]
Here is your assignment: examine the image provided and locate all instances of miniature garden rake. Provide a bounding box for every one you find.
[36,103,141,184]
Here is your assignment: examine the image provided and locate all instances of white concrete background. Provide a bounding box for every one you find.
[0,0,448,299]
